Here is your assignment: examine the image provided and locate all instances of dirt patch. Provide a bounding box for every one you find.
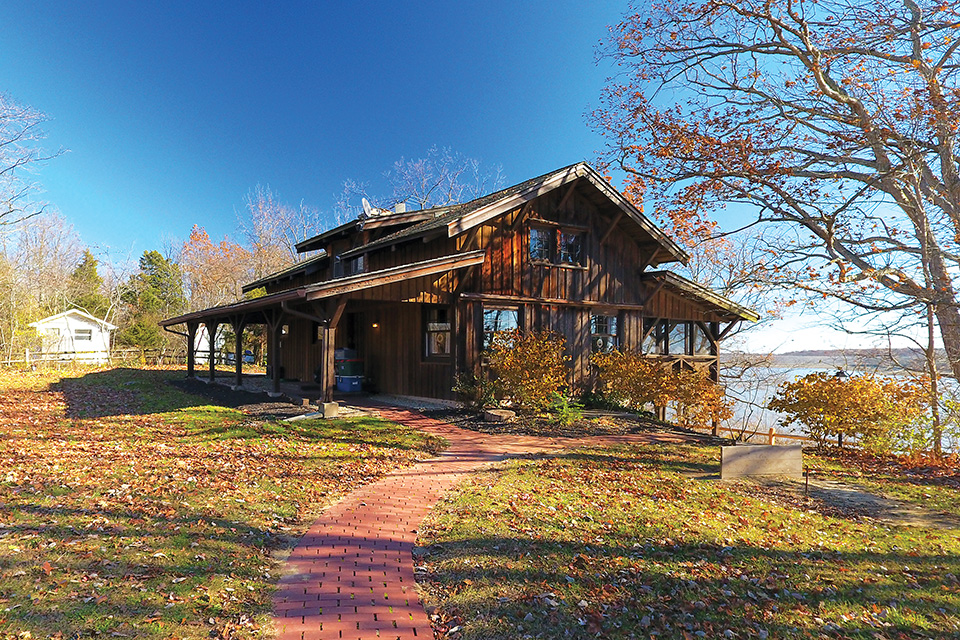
[733,476,960,529]
[169,377,310,420]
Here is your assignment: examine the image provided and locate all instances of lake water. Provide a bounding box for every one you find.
[719,361,958,450]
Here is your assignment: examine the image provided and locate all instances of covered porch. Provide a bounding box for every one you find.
[159,251,485,401]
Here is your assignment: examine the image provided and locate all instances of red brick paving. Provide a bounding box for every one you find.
[271,405,694,640]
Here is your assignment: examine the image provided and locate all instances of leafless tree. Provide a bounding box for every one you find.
[238,185,324,276]
[0,93,62,227]
[385,146,505,210]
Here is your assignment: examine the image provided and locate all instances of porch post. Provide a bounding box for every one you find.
[321,325,336,402]
[186,322,197,378]
[321,297,347,403]
[206,321,219,383]
[264,310,284,396]
[232,316,246,388]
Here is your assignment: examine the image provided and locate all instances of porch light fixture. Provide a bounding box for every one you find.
[372,322,380,329]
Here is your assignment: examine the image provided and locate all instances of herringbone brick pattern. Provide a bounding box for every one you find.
[271,405,693,639]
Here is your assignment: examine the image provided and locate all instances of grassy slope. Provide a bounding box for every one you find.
[0,366,445,639]
[418,443,960,639]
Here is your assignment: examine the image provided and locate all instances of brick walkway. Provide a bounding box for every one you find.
[271,406,693,640]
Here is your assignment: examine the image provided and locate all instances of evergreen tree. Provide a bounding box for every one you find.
[69,249,110,318]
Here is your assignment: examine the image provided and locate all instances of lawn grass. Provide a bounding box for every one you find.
[417,442,960,639]
[0,365,445,639]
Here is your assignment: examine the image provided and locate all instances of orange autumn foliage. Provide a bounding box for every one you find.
[769,372,927,449]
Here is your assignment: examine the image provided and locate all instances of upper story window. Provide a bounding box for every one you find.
[529,225,584,267]
[482,306,520,351]
[530,227,554,262]
[559,230,583,265]
[424,306,452,359]
[334,254,365,278]
[591,314,618,353]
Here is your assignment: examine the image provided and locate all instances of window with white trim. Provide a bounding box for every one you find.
[424,306,452,359]
[591,314,618,353]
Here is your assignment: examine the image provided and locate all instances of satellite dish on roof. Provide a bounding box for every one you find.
[361,198,374,217]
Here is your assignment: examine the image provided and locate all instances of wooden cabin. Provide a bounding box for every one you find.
[161,163,757,401]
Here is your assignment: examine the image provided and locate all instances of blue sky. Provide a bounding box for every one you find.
[0,2,897,353]
[1,1,622,257]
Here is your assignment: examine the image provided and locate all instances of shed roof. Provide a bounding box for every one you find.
[29,309,118,331]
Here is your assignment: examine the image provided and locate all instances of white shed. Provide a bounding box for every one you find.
[28,309,117,364]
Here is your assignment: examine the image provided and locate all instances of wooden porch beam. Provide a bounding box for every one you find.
[204,321,219,383]
[641,277,665,306]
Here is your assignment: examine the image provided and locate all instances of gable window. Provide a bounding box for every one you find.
[529,225,585,266]
[482,306,520,351]
[559,230,583,266]
[424,306,452,359]
[75,329,93,341]
[591,314,618,353]
[529,227,554,262]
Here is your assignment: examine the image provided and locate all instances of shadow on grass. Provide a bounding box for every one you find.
[0,498,282,638]
[417,534,959,639]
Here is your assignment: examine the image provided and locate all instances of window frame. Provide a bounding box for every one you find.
[558,229,584,266]
[529,226,555,263]
[423,305,452,361]
[481,305,521,352]
[528,223,586,267]
[590,313,619,353]
[74,328,93,342]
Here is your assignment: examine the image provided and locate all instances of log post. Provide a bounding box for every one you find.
[321,325,337,402]
[232,316,246,388]
[265,311,284,396]
[205,321,219,383]
[186,322,197,378]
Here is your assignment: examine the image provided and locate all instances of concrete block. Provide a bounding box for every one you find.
[721,444,803,480]
[320,402,338,419]
[483,409,515,422]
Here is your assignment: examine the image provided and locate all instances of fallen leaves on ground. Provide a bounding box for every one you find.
[0,365,444,639]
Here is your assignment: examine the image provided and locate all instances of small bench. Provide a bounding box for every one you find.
[720,444,803,480]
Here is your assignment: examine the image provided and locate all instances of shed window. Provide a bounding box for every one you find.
[591,314,618,353]
[424,306,451,358]
[75,329,93,341]
[482,307,519,351]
